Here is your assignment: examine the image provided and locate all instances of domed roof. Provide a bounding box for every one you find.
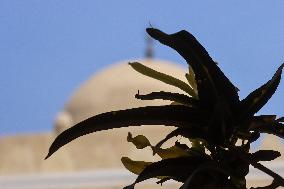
[50,59,190,171]
[54,59,189,132]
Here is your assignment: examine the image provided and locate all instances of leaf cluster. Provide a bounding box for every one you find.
[45,28,284,189]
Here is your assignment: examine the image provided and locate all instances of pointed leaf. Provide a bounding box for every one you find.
[129,62,197,98]
[127,132,151,149]
[154,127,209,151]
[124,156,211,189]
[250,150,281,162]
[121,157,152,175]
[152,145,189,159]
[251,122,284,139]
[135,91,200,107]
[46,105,207,159]
[247,115,277,130]
[146,28,239,110]
[239,64,284,120]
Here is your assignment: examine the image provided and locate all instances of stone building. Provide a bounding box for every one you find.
[0,58,283,189]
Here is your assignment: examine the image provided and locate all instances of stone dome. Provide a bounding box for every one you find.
[50,59,191,170]
[54,59,189,133]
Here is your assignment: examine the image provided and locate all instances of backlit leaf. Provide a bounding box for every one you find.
[127,132,151,149]
[154,127,209,150]
[121,157,152,175]
[129,62,197,98]
[152,145,189,159]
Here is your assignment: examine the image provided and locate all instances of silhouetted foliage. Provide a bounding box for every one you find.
[46,28,284,189]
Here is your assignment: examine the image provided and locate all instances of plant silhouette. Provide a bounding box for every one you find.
[46,28,284,189]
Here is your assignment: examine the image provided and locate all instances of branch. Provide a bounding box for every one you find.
[249,161,284,189]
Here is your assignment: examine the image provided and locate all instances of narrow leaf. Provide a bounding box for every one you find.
[247,115,277,130]
[45,105,207,159]
[251,122,284,139]
[250,150,281,162]
[154,127,209,150]
[129,62,197,98]
[124,156,211,189]
[185,66,197,93]
[238,64,284,120]
[146,28,239,111]
[135,91,200,107]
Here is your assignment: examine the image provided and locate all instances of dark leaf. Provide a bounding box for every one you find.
[208,99,233,145]
[251,122,284,139]
[175,141,190,151]
[135,91,200,107]
[146,28,239,111]
[46,105,207,159]
[238,64,284,121]
[180,162,231,189]
[250,150,281,162]
[277,117,284,123]
[156,177,171,185]
[154,127,209,150]
[189,139,206,154]
[124,156,211,189]
[248,132,261,143]
[185,66,197,93]
[248,115,277,130]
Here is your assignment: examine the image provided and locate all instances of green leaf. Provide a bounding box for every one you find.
[129,62,197,98]
[121,157,152,175]
[45,105,207,159]
[238,64,284,121]
[146,28,239,111]
[154,127,209,151]
[250,150,281,162]
[152,145,190,159]
[127,132,151,149]
[124,156,211,189]
[135,91,200,107]
[189,139,205,154]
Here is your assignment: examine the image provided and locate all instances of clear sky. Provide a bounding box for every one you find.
[0,1,284,135]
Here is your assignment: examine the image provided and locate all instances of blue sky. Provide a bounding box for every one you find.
[0,1,284,135]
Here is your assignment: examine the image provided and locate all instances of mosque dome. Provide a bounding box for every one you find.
[51,58,192,170]
[54,59,189,133]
